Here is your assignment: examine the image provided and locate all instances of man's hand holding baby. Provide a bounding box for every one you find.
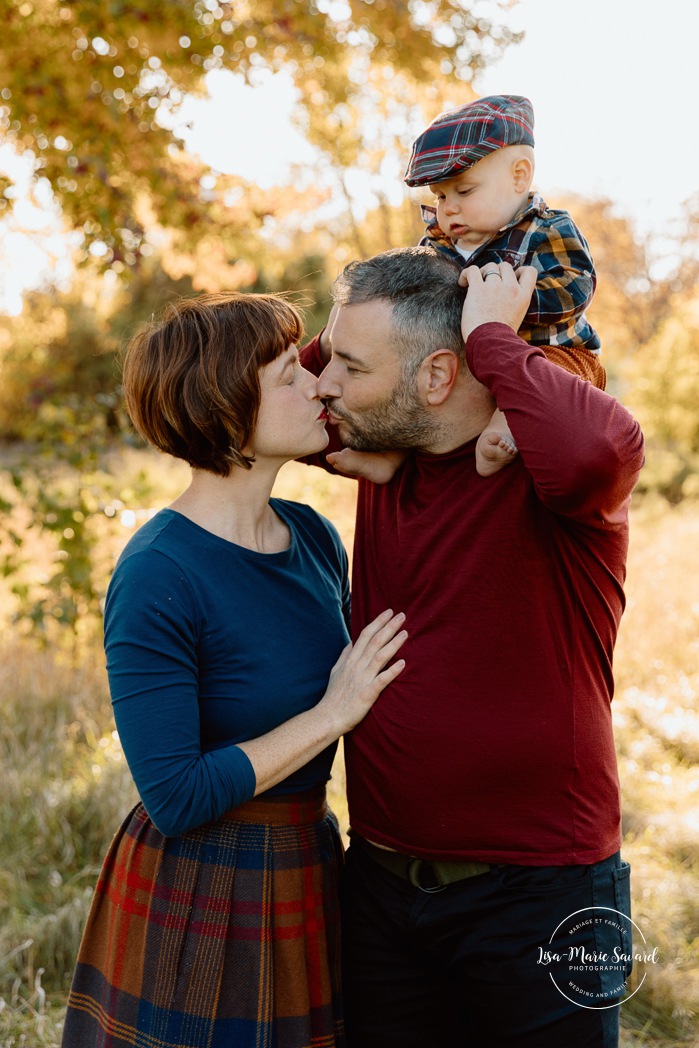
[460,262,537,341]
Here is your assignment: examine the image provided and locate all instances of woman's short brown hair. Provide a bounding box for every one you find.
[123,292,304,475]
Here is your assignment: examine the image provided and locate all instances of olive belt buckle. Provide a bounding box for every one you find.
[407,857,448,893]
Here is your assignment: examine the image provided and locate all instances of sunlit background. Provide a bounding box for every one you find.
[2,0,697,313]
[0,1,697,1045]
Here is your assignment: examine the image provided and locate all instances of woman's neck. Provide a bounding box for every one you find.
[169,463,290,554]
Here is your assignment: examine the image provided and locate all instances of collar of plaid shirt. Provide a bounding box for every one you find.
[419,190,548,254]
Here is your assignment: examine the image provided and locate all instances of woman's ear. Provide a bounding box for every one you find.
[418,349,461,405]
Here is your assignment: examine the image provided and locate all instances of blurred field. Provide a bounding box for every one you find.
[0,459,697,1046]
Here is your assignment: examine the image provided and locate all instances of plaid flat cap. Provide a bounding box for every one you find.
[405,94,535,187]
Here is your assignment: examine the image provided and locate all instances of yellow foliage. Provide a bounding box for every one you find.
[0,1,518,269]
[625,300,699,499]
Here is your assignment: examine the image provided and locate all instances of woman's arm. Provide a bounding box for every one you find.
[107,549,406,836]
[106,549,254,836]
[238,608,406,795]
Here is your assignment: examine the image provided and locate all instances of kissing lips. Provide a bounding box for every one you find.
[323,402,344,426]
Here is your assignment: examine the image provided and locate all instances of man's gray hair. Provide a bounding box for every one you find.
[331,247,466,377]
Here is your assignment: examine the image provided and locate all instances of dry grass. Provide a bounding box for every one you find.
[611,497,699,1042]
[1,459,697,1046]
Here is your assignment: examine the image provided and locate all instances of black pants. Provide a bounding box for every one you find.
[342,839,632,1048]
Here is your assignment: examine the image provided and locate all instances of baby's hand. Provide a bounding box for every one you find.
[326,449,406,484]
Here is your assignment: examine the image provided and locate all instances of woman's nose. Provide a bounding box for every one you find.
[301,367,321,399]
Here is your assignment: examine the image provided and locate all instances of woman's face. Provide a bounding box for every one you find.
[252,345,329,463]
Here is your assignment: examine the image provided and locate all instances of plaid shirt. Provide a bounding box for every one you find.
[419,192,601,352]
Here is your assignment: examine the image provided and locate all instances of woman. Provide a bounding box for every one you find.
[61,293,407,1048]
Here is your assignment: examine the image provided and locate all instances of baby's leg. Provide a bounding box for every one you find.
[326,449,406,483]
[475,408,518,477]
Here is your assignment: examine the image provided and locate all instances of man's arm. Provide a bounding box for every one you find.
[306,304,337,366]
[461,265,644,525]
[299,328,328,375]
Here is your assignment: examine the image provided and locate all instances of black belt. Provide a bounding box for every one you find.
[356,835,492,893]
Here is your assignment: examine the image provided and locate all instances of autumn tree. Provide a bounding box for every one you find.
[551,194,699,500]
[553,194,699,367]
[624,298,699,501]
[0,0,521,270]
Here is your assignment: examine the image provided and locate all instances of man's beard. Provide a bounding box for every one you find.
[328,372,439,452]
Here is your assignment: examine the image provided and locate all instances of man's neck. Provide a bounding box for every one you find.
[421,380,496,455]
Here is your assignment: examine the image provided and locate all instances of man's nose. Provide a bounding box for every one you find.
[318,360,342,399]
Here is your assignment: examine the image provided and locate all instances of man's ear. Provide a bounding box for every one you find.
[512,154,533,195]
[418,349,461,405]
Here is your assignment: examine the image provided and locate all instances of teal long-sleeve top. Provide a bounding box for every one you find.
[104,500,351,837]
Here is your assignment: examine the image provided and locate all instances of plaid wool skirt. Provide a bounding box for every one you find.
[62,788,345,1048]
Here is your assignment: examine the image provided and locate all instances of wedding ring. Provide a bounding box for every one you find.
[483,268,501,278]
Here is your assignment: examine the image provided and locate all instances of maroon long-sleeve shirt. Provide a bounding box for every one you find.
[301,322,644,863]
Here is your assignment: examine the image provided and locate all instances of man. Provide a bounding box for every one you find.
[300,247,644,1048]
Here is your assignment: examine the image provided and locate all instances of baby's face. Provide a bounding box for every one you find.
[429,147,529,252]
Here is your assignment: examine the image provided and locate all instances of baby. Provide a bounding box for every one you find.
[330,95,606,480]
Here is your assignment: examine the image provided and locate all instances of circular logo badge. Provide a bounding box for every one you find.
[537,906,659,1009]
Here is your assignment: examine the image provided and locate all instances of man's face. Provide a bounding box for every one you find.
[317,300,437,452]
